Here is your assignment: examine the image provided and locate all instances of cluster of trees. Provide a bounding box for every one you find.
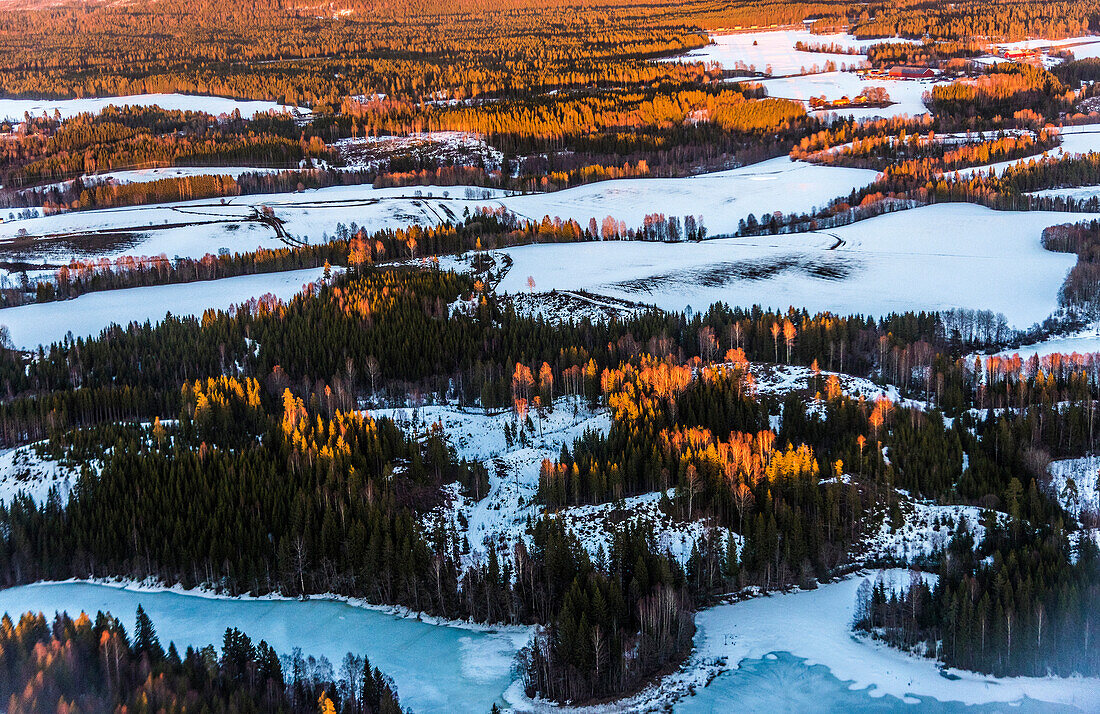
[927,64,1073,123]
[865,39,983,68]
[793,40,863,55]
[857,525,1100,676]
[1,106,329,189]
[795,127,1057,174]
[1041,220,1100,320]
[846,0,1100,41]
[335,87,813,183]
[517,522,694,702]
[0,0,712,105]
[0,607,406,713]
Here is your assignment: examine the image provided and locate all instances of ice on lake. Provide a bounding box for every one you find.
[0,582,529,714]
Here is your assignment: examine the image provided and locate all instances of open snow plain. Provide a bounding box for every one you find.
[0,93,308,122]
[665,29,940,120]
[667,30,907,76]
[493,204,1082,327]
[0,158,876,264]
[0,266,332,350]
[760,71,936,120]
[499,157,877,234]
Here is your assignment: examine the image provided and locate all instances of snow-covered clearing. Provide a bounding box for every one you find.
[859,500,992,563]
[666,30,910,76]
[0,581,529,714]
[0,266,332,349]
[1047,456,1100,519]
[998,35,1100,61]
[0,158,875,266]
[554,490,738,566]
[0,93,309,122]
[760,70,939,120]
[334,132,503,172]
[681,569,1100,710]
[0,443,78,506]
[374,402,613,567]
[994,329,1100,360]
[492,204,1081,327]
[498,157,878,236]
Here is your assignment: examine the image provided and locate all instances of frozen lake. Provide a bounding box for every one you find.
[0,582,529,714]
[676,652,1079,713]
[0,578,1091,712]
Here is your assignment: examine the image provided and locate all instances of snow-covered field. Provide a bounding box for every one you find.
[0,581,528,714]
[0,158,875,266]
[0,185,511,265]
[492,204,1081,327]
[667,30,908,76]
[1047,456,1100,519]
[499,157,877,235]
[0,93,308,122]
[664,30,938,120]
[678,569,1100,711]
[0,267,332,349]
[761,70,938,120]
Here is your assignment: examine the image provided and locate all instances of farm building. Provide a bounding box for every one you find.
[888,66,936,79]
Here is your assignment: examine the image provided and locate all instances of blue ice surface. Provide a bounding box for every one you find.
[0,581,524,714]
[675,651,1079,713]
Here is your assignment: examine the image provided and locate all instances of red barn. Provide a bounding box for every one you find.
[888,66,936,79]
